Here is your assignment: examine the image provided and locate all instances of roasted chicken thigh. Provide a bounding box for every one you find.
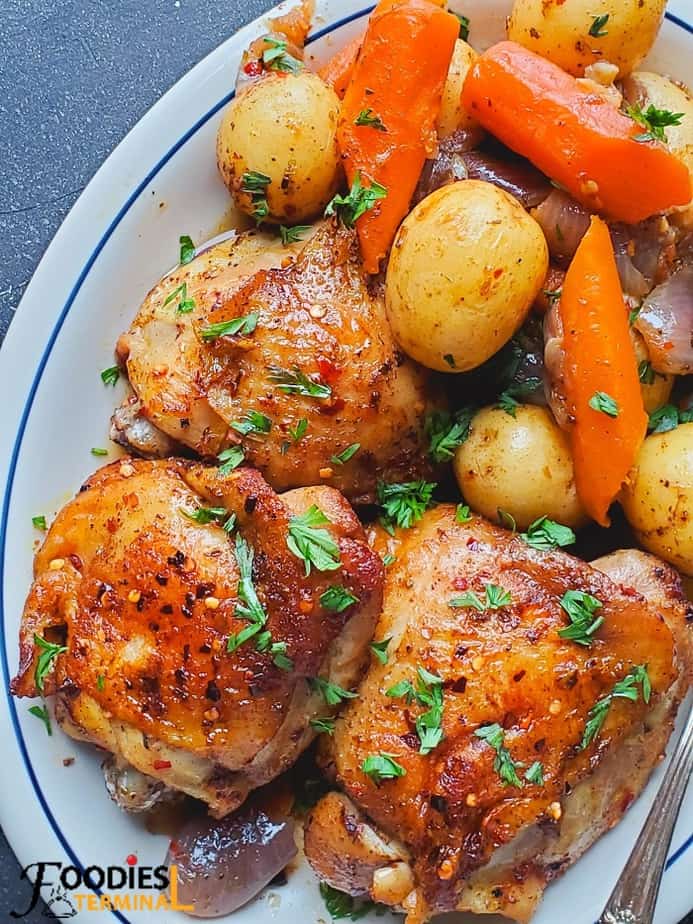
[305,508,691,922]
[114,220,442,503]
[12,458,383,817]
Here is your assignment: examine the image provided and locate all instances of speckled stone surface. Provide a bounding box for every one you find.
[0,0,273,914]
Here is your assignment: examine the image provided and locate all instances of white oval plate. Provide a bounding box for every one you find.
[0,1,691,922]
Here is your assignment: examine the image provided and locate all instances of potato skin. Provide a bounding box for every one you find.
[437,39,483,140]
[507,0,666,77]
[453,405,587,530]
[621,423,693,576]
[385,180,548,373]
[216,72,341,223]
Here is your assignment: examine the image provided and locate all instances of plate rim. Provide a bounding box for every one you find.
[0,4,691,922]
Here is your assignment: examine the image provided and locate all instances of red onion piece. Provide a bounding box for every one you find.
[166,800,297,917]
[543,300,571,430]
[532,189,590,266]
[635,264,693,375]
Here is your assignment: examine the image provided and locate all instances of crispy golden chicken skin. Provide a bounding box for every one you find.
[114,220,442,503]
[305,508,691,923]
[12,459,383,817]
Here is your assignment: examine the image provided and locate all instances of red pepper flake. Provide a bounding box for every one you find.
[317,357,342,384]
[452,577,469,591]
[243,59,263,76]
[153,759,172,771]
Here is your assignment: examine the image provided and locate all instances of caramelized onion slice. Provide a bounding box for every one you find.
[166,800,297,918]
[635,265,693,375]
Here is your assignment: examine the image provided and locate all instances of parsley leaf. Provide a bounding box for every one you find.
[496,378,543,418]
[320,585,359,613]
[217,445,245,474]
[262,35,304,74]
[638,360,655,385]
[29,704,52,736]
[520,516,576,551]
[497,508,517,532]
[354,108,387,131]
[32,515,47,531]
[331,443,360,465]
[524,761,544,785]
[443,353,456,368]
[231,410,272,437]
[558,590,604,647]
[589,391,620,417]
[241,170,271,222]
[377,480,436,531]
[449,583,512,611]
[455,12,470,40]
[179,234,195,265]
[386,666,445,755]
[455,504,472,524]
[100,365,120,387]
[310,676,357,706]
[200,312,258,341]
[319,882,380,920]
[287,505,341,575]
[588,13,609,36]
[228,535,270,653]
[475,723,522,787]
[648,403,693,434]
[34,634,67,693]
[91,447,108,457]
[268,365,331,400]
[580,665,650,750]
[181,505,229,526]
[163,281,195,314]
[310,717,336,735]
[370,637,391,665]
[426,407,475,462]
[325,171,387,227]
[96,674,106,691]
[256,634,293,671]
[361,753,406,784]
[289,418,309,443]
[280,224,311,246]
[626,102,685,143]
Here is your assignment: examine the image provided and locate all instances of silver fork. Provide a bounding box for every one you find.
[599,702,693,924]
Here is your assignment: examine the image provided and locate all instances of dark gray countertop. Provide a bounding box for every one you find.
[1,2,692,922]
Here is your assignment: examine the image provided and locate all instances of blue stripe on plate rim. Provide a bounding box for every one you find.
[0,6,690,923]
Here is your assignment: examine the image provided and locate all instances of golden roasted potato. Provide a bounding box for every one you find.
[621,423,693,576]
[453,405,587,530]
[385,180,548,373]
[217,72,341,223]
[507,0,666,77]
[437,39,483,140]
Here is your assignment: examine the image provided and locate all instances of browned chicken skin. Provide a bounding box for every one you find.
[114,220,442,503]
[12,458,383,817]
[305,508,691,922]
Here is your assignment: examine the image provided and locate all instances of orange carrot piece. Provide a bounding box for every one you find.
[319,34,364,98]
[337,0,459,273]
[462,41,691,225]
[560,216,647,526]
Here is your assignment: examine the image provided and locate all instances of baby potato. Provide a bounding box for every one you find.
[632,329,674,414]
[217,72,341,223]
[621,423,693,576]
[507,0,666,77]
[385,180,548,373]
[453,405,587,530]
[437,39,483,140]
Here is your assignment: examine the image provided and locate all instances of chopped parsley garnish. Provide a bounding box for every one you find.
[163,281,195,314]
[369,637,391,665]
[310,676,358,706]
[32,515,47,531]
[455,12,470,40]
[588,13,609,37]
[200,312,258,341]
[331,443,360,465]
[325,171,387,227]
[387,666,445,755]
[443,354,456,368]
[256,633,293,671]
[319,882,380,920]
[289,418,308,443]
[475,723,522,787]
[377,480,436,531]
[261,35,304,74]
[361,753,406,784]
[222,513,237,534]
[354,108,387,131]
[179,234,195,265]
[580,665,650,750]
[29,704,52,736]
[34,635,68,693]
[558,590,604,647]
[100,365,120,387]
[520,516,576,551]
[648,403,693,434]
[496,378,543,417]
[626,102,685,143]
[589,391,620,417]
[628,304,641,326]
[231,410,272,437]
[543,288,562,303]
[90,447,108,457]
[426,407,475,462]
[497,508,517,532]
[280,224,311,246]
[287,505,341,575]
[241,170,271,222]
[449,583,512,612]
[217,445,245,474]
[382,553,395,567]
[524,761,544,786]
[96,674,106,691]
[638,360,655,385]
[268,365,331,400]
[456,504,473,524]
[320,585,359,613]
[310,717,336,735]
[181,505,232,527]
[228,535,276,656]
